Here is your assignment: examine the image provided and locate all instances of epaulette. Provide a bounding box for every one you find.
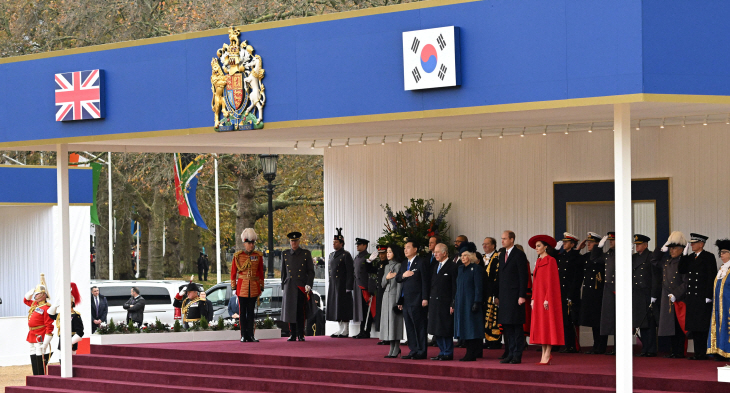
[232,250,244,259]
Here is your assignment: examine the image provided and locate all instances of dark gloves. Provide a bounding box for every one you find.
[396,297,404,306]
[471,302,479,313]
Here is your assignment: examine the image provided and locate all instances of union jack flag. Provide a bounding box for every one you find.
[55,69,105,121]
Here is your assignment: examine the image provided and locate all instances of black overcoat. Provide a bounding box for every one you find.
[557,248,583,323]
[495,247,529,325]
[678,250,718,332]
[579,250,604,328]
[326,249,354,321]
[632,249,660,329]
[396,255,430,307]
[427,260,457,337]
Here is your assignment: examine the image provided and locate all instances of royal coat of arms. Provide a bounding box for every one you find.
[211,26,266,131]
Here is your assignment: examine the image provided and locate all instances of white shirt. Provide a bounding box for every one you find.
[484,251,495,261]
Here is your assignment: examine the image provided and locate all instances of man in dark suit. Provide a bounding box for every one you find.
[428,243,457,360]
[90,286,108,333]
[632,234,660,357]
[396,239,430,359]
[123,286,146,326]
[495,230,529,364]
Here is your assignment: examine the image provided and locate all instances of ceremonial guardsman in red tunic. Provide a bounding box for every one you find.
[24,274,55,376]
[48,282,84,355]
[231,228,265,343]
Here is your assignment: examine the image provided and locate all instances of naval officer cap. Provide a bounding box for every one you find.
[287,231,302,240]
[355,237,370,246]
[633,234,651,244]
[562,232,579,243]
[586,232,602,242]
[689,233,709,244]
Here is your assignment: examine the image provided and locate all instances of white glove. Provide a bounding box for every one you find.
[71,334,82,345]
[367,252,378,262]
[305,285,312,292]
[650,297,657,303]
[706,298,712,303]
[555,241,564,251]
[598,236,608,248]
[683,243,691,256]
[40,334,52,352]
[48,304,58,316]
[25,289,34,301]
[178,286,187,296]
[346,289,352,293]
[669,294,676,303]
[661,239,670,252]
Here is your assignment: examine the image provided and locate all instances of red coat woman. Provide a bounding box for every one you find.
[529,235,565,364]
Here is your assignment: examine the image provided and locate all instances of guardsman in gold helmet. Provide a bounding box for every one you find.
[24,274,54,375]
[231,228,265,342]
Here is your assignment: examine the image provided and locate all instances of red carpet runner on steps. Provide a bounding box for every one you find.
[6,337,725,393]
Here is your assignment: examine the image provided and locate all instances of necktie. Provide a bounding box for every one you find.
[437,263,442,274]
[407,259,412,270]
[95,297,99,314]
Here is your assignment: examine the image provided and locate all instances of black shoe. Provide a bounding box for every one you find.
[287,335,297,341]
[338,334,349,338]
[377,340,387,345]
[430,355,443,360]
[330,333,340,338]
[439,355,453,361]
[564,347,578,354]
[645,353,657,357]
[584,350,596,354]
[636,353,646,357]
[298,335,306,341]
[689,355,707,360]
[401,354,413,359]
[459,357,476,362]
[558,347,569,353]
[509,358,521,364]
[360,332,370,339]
[664,354,684,358]
[499,357,513,364]
[412,354,427,360]
[428,340,437,347]
[498,353,509,360]
[352,333,363,339]
[605,351,615,355]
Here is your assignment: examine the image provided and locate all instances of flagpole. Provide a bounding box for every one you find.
[108,152,114,280]
[215,155,221,284]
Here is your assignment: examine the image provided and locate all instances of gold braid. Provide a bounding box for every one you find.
[181,297,201,322]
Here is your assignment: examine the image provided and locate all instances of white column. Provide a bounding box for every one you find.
[135,222,140,278]
[56,144,73,377]
[108,152,114,280]
[215,156,221,284]
[613,103,632,392]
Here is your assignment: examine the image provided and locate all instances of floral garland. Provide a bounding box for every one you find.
[93,315,278,335]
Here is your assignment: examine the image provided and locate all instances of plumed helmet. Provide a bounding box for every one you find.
[70,282,81,305]
[33,273,50,300]
[666,231,688,248]
[241,228,258,243]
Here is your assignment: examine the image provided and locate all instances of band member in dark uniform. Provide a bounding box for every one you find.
[632,234,660,357]
[372,245,388,343]
[24,274,54,375]
[281,231,315,341]
[173,280,212,329]
[579,232,607,354]
[231,228,265,342]
[353,238,377,339]
[556,232,583,353]
[48,283,84,355]
[327,228,355,338]
[679,233,718,360]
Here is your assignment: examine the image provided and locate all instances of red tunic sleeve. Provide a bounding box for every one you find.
[230,253,238,291]
[24,298,33,307]
[257,254,265,290]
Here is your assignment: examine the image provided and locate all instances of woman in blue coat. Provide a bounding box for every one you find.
[454,243,484,361]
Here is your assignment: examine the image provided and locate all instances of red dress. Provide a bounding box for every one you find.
[529,255,564,345]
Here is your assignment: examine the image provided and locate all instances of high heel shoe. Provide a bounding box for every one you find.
[385,349,401,358]
[537,355,553,365]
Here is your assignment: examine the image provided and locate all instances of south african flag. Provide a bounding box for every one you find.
[173,153,208,230]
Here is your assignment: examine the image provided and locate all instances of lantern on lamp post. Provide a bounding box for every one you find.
[259,154,279,278]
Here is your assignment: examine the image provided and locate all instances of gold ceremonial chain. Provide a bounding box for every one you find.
[27,301,48,320]
[181,297,201,322]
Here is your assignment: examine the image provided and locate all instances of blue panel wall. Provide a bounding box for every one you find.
[0,1,645,144]
[642,0,730,95]
[0,167,93,204]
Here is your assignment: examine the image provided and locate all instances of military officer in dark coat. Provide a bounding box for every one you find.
[679,233,718,360]
[650,231,689,358]
[632,234,660,357]
[373,245,388,342]
[353,237,377,339]
[593,232,616,355]
[579,232,607,354]
[281,231,315,341]
[172,282,213,329]
[495,230,529,364]
[327,228,355,337]
[556,232,583,353]
[428,243,457,360]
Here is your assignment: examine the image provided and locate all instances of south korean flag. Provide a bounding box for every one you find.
[402,26,461,91]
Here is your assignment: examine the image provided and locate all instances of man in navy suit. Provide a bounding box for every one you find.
[495,230,529,364]
[90,286,108,333]
[396,239,430,359]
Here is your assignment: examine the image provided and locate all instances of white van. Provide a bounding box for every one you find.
[90,280,187,326]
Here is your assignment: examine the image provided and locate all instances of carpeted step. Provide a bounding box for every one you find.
[5,386,97,393]
[60,364,622,393]
[25,375,267,393]
[90,345,616,388]
[71,354,615,392]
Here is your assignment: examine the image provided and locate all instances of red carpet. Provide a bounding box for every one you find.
[6,337,726,393]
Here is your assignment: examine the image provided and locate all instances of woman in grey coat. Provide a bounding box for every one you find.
[380,245,405,358]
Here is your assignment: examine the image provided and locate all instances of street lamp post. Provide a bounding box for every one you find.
[259,154,279,278]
